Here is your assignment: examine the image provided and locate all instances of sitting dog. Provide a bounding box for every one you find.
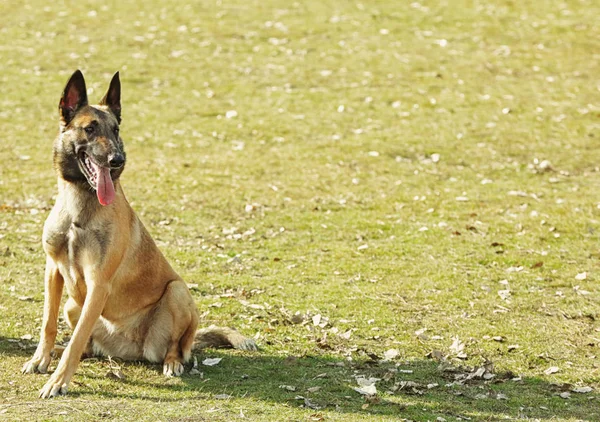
[22,70,256,398]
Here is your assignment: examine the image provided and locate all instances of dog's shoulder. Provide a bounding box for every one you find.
[42,202,72,258]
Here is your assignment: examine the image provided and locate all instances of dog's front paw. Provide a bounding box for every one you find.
[39,376,69,399]
[22,353,52,374]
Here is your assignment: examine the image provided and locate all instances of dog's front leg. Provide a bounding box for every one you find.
[22,258,64,374]
[39,281,109,398]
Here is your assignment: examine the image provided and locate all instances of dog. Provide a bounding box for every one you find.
[22,70,256,398]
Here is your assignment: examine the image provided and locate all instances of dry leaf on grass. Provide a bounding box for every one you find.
[353,384,377,396]
[450,336,467,359]
[303,397,321,410]
[572,386,593,393]
[356,377,380,387]
[383,349,399,360]
[498,289,511,301]
[544,366,560,375]
[202,357,222,366]
[189,356,202,375]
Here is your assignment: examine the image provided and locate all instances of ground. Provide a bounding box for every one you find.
[1,0,600,421]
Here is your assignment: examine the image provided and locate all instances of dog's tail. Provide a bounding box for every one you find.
[193,325,258,351]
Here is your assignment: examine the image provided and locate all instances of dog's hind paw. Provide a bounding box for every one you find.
[163,360,185,377]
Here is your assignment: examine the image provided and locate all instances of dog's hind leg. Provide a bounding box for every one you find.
[64,297,143,360]
[143,280,198,377]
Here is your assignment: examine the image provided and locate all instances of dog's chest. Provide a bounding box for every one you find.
[43,210,108,300]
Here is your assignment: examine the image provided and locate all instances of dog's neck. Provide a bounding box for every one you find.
[56,178,122,219]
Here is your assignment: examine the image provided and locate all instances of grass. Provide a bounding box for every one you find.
[1,0,600,420]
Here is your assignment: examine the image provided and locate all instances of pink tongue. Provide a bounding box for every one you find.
[96,166,115,206]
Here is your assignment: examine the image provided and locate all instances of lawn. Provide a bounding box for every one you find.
[1,0,600,420]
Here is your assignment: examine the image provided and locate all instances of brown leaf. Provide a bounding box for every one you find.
[427,350,444,360]
[106,369,126,380]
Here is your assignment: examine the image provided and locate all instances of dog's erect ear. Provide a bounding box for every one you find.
[59,70,88,127]
[99,72,121,123]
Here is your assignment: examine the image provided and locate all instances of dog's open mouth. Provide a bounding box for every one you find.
[78,152,116,206]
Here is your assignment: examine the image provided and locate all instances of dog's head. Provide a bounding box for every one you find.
[54,70,126,206]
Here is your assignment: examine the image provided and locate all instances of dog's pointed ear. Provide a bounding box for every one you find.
[99,72,121,123]
[59,70,88,127]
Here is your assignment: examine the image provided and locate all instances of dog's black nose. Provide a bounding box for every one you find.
[109,154,125,168]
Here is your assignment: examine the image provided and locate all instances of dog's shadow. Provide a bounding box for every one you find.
[3,338,598,420]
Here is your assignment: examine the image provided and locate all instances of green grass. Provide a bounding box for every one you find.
[1,0,600,420]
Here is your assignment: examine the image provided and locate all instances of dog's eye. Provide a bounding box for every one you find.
[84,126,94,135]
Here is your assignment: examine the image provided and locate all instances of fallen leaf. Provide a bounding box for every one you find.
[498,289,511,301]
[427,350,444,360]
[356,377,380,387]
[279,385,296,391]
[574,286,591,296]
[383,349,399,360]
[339,330,352,340]
[354,385,377,396]
[303,398,321,410]
[450,336,467,358]
[415,327,429,341]
[572,386,593,393]
[215,394,232,400]
[106,369,126,380]
[189,358,202,375]
[544,366,560,375]
[202,357,222,366]
[575,272,587,280]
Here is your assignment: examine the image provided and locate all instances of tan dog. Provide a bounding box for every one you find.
[22,70,256,398]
